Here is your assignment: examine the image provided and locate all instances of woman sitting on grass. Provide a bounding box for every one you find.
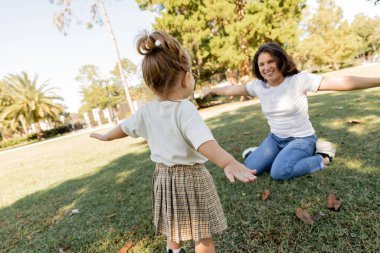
[203,42,380,181]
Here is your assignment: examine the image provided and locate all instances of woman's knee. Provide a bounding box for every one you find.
[270,165,291,180]
[244,157,269,175]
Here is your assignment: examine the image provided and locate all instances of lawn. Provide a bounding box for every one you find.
[0,87,379,252]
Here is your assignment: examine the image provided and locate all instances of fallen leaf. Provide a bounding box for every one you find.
[243,131,250,135]
[107,213,116,218]
[261,190,270,201]
[326,192,342,211]
[295,208,314,224]
[58,246,71,253]
[68,209,79,216]
[118,241,133,253]
[347,120,361,124]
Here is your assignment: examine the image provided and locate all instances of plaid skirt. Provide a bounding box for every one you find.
[152,163,227,243]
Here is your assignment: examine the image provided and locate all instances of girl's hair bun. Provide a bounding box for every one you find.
[136,30,162,55]
[135,30,191,98]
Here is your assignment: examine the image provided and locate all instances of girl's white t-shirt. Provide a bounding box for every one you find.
[120,99,214,166]
[245,72,322,138]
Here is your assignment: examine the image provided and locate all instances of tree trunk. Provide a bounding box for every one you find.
[235,0,250,101]
[35,121,44,140]
[19,115,29,136]
[97,0,136,114]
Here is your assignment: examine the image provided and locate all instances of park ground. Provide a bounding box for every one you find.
[0,63,379,252]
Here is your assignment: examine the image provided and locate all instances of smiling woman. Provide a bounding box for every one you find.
[203,42,380,181]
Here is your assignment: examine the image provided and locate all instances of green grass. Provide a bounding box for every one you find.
[1,88,379,252]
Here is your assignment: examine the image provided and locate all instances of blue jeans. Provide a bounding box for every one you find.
[244,133,323,180]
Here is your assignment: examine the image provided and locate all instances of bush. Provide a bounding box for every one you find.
[42,125,73,138]
[0,125,75,149]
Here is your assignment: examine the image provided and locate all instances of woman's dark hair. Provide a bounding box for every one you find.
[252,42,299,82]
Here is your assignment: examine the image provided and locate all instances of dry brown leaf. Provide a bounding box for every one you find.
[118,241,133,253]
[326,192,342,211]
[347,120,361,124]
[234,147,241,153]
[58,246,71,253]
[295,208,314,224]
[261,189,270,201]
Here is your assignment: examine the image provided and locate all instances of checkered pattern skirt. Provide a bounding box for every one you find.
[152,163,227,243]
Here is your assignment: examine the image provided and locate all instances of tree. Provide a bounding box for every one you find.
[136,0,305,85]
[294,0,361,71]
[110,58,137,101]
[0,81,14,141]
[77,59,142,118]
[1,72,65,139]
[351,15,380,60]
[76,65,110,113]
[52,0,136,114]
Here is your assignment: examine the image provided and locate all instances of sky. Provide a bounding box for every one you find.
[0,0,379,113]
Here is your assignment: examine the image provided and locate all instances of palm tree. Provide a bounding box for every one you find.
[1,72,65,139]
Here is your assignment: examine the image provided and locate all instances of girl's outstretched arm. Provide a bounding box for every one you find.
[90,125,128,141]
[198,140,257,183]
[318,76,380,91]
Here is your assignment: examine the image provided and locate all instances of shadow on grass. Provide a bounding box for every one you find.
[1,89,379,252]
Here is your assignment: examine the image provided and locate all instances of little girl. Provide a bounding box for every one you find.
[90,30,256,253]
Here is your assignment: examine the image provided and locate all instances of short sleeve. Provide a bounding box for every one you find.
[245,80,258,97]
[180,101,214,150]
[120,109,143,138]
[298,72,323,93]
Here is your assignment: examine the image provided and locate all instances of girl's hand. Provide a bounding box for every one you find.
[224,161,257,183]
[90,133,109,141]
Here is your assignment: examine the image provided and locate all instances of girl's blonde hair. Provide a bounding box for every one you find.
[136,30,191,97]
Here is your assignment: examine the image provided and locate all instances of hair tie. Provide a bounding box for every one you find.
[155,40,161,47]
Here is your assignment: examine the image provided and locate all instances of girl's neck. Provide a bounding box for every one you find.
[157,94,186,101]
[158,89,188,101]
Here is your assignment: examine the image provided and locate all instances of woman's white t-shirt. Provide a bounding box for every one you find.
[120,99,214,166]
[245,72,322,138]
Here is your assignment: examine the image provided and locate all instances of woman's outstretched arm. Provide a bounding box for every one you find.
[318,76,380,91]
[202,84,248,97]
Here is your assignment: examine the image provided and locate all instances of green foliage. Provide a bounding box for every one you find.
[77,64,122,114]
[0,72,65,139]
[136,0,305,85]
[0,126,73,149]
[351,14,380,59]
[77,59,147,116]
[293,0,362,71]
